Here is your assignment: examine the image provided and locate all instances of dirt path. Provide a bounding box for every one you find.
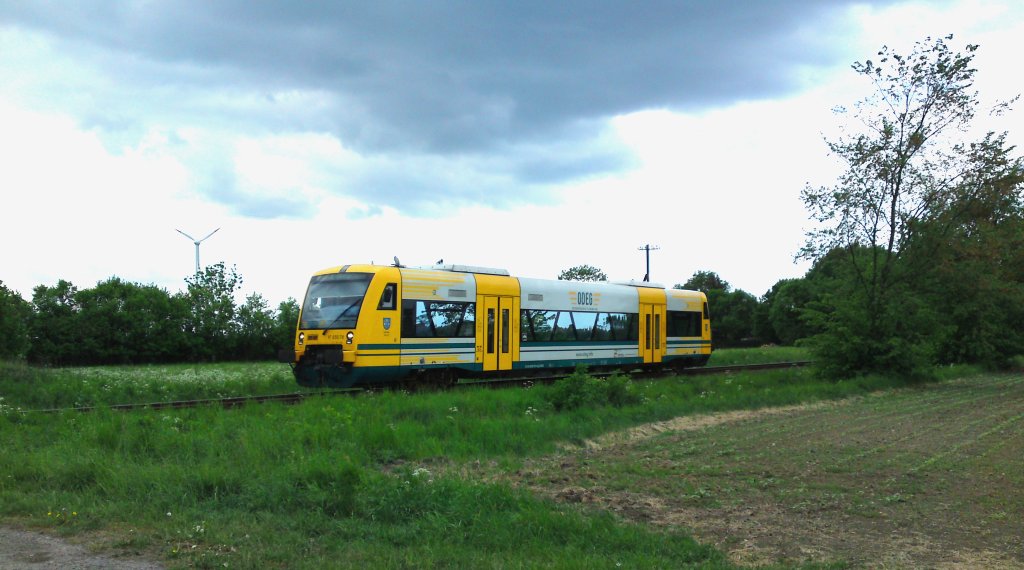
[0,527,162,570]
[508,375,1024,568]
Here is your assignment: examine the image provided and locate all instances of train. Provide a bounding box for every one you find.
[278,262,711,388]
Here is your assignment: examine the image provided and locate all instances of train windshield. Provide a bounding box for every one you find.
[300,273,373,330]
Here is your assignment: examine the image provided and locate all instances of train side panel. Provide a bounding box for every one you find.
[517,278,643,370]
[397,268,480,374]
[475,274,520,373]
[351,266,402,374]
[665,288,712,367]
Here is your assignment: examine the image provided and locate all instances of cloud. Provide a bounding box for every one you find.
[0,1,896,217]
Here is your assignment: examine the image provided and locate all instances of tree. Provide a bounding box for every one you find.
[28,280,82,365]
[764,278,816,346]
[75,277,142,364]
[75,277,190,364]
[184,262,243,361]
[274,297,300,351]
[234,293,277,360]
[679,270,730,294]
[907,152,1024,367]
[0,281,31,360]
[558,265,608,282]
[675,272,757,347]
[800,35,1022,378]
[706,289,758,347]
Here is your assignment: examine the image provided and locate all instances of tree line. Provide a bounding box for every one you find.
[697,36,1024,376]
[797,35,1024,377]
[0,263,298,365]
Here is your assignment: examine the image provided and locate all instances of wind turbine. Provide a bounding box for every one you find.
[176,228,220,274]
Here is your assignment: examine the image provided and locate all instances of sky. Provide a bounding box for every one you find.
[1,1,1022,306]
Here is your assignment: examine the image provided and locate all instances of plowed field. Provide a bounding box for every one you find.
[512,374,1024,568]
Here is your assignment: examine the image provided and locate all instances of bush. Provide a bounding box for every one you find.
[545,366,642,411]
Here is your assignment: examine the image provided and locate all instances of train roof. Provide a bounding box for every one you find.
[308,263,703,298]
[423,264,510,276]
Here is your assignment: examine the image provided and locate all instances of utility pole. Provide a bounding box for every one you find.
[637,244,660,282]
[176,228,220,275]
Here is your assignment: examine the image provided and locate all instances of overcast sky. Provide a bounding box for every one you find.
[2,1,1022,306]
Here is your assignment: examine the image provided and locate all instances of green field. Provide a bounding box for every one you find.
[2,348,1016,568]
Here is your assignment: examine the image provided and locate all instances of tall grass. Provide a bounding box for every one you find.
[1,386,736,568]
[0,361,299,410]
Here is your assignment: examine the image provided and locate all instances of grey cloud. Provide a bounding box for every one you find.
[195,161,316,220]
[1,1,896,215]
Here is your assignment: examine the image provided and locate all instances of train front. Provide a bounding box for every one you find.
[280,266,379,388]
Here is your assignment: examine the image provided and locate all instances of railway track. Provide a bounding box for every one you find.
[22,361,812,414]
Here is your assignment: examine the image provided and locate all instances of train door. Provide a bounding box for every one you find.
[640,303,665,364]
[481,296,515,372]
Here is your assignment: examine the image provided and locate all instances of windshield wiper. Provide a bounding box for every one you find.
[322,302,360,334]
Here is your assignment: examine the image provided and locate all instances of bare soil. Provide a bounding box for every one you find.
[0,526,163,569]
[507,374,1024,568]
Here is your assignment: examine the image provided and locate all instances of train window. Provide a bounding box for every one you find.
[609,313,639,341]
[552,311,576,341]
[487,309,495,353]
[521,310,557,342]
[458,303,476,337]
[573,312,598,341]
[521,310,638,343]
[300,272,373,330]
[377,283,397,310]
[430,303,465,337]
[501,309,510,353]
[401,300,475,338]
[655,314,661,349]
[520,310,534,341]
[401,301,417,337]
[703,302,709,320]
[667,311,702,337]
[645,314,651,349]
[593,313,614,341]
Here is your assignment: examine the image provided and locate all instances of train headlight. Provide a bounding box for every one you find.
[346,331,354,344]
[298,332,305,345]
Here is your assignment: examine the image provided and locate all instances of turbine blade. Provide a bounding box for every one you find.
[199,227,220,242]
[176,229,196,241]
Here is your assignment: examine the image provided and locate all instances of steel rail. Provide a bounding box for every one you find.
[455,360,813,389]
[22,389,360,414]
[18,361,811,414]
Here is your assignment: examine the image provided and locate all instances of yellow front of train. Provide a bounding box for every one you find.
[279,264,403,388]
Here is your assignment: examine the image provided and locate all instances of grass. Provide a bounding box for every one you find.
[706,345,811,366]
[0,360,300,410]
[0,387,735,568]
[0,346,810,411]
[0,347,979,568]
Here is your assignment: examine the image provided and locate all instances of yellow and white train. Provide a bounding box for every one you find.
[280,263,711,388]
